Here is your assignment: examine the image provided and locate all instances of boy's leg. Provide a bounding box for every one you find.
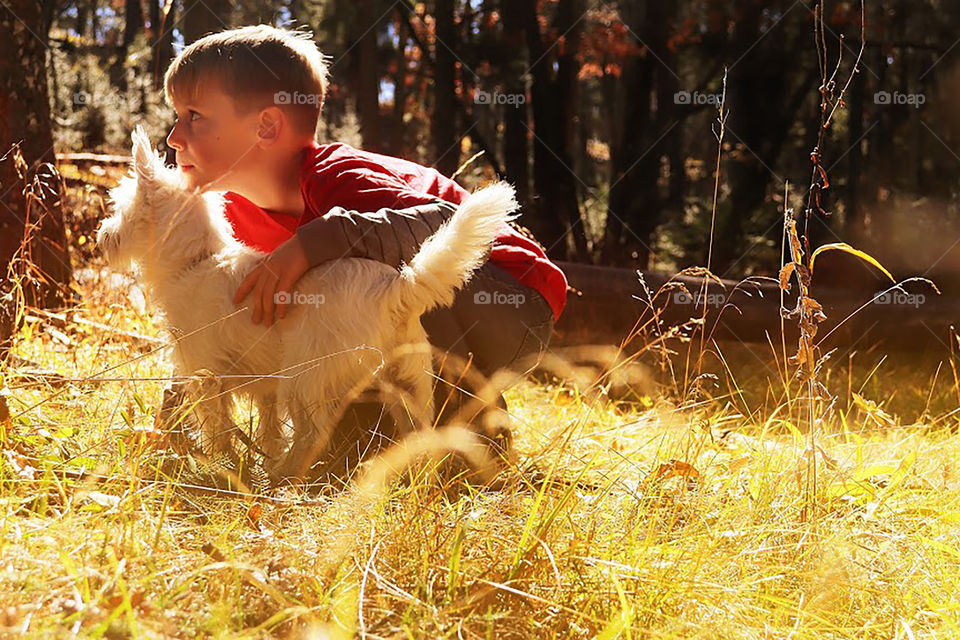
[420,262,555,456]
[451,262,554,379]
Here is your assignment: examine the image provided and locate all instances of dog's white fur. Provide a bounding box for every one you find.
[98,126,518,479]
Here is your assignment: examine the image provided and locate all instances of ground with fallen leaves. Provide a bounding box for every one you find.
[2,257,960,639]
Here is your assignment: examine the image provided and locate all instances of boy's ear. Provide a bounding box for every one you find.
[131,125,156,182]
[256,107,284,145]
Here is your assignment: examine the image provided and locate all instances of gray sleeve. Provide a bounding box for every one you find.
[296,200,458,269]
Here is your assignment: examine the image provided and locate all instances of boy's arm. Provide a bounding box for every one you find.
[295,200,457,268]
[233,201,458,326]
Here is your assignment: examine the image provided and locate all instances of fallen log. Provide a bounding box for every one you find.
[56,152,129,165]
[552,261,953,352]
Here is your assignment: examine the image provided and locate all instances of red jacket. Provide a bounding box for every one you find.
[223,141,568,320]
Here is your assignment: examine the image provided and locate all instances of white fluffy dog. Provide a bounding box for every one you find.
[97,126,517,481]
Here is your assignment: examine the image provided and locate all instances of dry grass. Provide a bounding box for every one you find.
[2,253,960,639]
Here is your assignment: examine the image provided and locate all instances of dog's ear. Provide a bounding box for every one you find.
[131,125,157,183]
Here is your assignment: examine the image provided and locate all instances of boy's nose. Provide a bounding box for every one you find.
[166,124,184,151]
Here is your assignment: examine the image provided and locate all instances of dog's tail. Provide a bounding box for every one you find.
[386,182,519,318]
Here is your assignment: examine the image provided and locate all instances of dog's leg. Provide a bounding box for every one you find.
[186,371,235,454]
[378,373,432,441]
[315,395,396,485]
[255,393,286,461]
[270,397,338,482]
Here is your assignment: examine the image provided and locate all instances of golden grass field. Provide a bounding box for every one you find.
[3,249,960,639]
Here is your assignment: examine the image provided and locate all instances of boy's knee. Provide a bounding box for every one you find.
[449,264,555,374]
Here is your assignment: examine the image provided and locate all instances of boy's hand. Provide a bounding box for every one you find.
[233,235,310,326]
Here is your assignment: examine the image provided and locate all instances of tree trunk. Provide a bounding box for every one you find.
[523,0,584,260]
[555,0,588,260]
[717,0,810,275]
[388,10,408,156]
[181,0,232,46]
[431,0,458,176]
[716,0,766,275]
[75,0,92,38]
[0,0,72,357]
[353,0,383,152]
[601,0,675,270]
[500,0,530,209]
[110,0,144,92]
[844,55,865,242]
[150,0,177,89]
[603,53,657,268]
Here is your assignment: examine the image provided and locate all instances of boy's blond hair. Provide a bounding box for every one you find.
[164,25,329,135]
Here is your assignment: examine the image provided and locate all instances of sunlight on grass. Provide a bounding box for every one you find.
[2,262,960,638]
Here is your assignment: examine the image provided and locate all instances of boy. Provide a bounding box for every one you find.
[160,25,567,457]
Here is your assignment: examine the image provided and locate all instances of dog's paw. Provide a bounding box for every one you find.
[263,453,303,489]
[258,435,288,461]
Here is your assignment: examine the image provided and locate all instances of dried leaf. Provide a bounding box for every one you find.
[786,219,804,265]
[801,296,826,322]
[0,384,11,439]
[652,459,700,482]
[201,542,226,562]
[1,605,22,628]
[726,456,752,473]
[779,263,796,292]
[105,589,146,611]
[246,503,263,529]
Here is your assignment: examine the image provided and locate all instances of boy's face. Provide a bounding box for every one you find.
[166,81,262,192]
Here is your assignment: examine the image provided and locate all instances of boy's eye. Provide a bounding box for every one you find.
[189,110,201,121]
